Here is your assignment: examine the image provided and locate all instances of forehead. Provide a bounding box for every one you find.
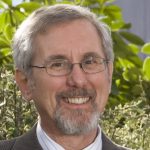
[33,19,104,62]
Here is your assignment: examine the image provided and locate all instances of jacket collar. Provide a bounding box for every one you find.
[12,124,42,150]
[12,124,124,150]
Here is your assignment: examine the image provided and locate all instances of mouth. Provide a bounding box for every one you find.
[65,97,90,104]
[56,88,96,106]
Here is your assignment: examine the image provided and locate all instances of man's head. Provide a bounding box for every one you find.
[13,4,114,135]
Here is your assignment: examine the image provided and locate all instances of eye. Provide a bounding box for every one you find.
[50,62,64,70]
[84,59,93,64]
[51,62,63,67]
[84,57,100,65]
[47,60,69,71]
[82,56,105,71]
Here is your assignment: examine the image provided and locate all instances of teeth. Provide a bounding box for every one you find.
[66,97,89,104]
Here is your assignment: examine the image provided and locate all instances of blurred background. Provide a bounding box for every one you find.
[114,0,150,42]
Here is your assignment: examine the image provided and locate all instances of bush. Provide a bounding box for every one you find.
[0,68,37,139]
[101,99,150,150]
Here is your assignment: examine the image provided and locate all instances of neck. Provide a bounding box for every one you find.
[40,119,98,150]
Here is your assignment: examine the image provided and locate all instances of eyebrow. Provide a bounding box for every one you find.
[45,55,68,62]
[83,52,104,59]
[44,52,104,63]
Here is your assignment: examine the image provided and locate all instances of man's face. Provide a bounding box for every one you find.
[27,19,113,135]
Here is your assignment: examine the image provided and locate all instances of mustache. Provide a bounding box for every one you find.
[56,88,96,99]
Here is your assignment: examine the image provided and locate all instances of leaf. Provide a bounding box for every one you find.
[131,84,143,97]
[100,0,116,4]
[105,5,121,12]
[112,32,137,60]
[0,36,10,48]
[112,32,129,57]
[13,9,27,24]
[16,2,42,13]
[141,43,150,55]
[4,24,14,41]
[111,20,125,31]
[104,5,123,20]
[0,100,6,107]
[121,23,132,30]
[128,44,139,54]
[1,10,11,24]
[118,58,135,68]
[0,12,6,32]
[55,0,74,5]
[122,67,141,81]
[0,1,9,9]
[120,31,145,46]
[2,0,12,6]
[143,57,150,81]
[0,48,11,57]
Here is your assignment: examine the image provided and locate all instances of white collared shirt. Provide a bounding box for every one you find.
[36,121,102,150]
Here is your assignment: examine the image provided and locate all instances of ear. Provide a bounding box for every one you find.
[15,69,33,101]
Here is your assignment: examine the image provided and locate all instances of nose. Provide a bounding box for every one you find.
[66,63,88,88]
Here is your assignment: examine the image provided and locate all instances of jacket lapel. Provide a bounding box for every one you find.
[102,132,120,150]
[12,125,43,150]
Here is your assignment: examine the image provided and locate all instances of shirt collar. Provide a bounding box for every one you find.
[36,121,102,150]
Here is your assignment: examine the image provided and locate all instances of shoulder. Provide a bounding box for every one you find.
[0,125,42,150]
[102,132,132,150]
[116,144,132,150]
[0,138,16,150]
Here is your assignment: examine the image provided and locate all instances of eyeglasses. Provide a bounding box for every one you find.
[30,57,110,76]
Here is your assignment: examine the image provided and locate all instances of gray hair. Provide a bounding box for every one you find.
[13,4,114,75]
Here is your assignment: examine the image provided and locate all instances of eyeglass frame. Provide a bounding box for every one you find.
[30,57,110,77]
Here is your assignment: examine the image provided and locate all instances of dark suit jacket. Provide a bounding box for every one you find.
[0,125,130,150]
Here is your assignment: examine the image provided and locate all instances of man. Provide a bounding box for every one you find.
[0,4,131,150]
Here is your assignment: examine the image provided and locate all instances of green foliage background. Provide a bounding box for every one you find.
[0,0,150,149]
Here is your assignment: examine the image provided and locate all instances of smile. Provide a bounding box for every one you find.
[65,97,90,104]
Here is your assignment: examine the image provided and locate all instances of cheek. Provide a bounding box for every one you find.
[89,73,110,112]
[31,76,67,114]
